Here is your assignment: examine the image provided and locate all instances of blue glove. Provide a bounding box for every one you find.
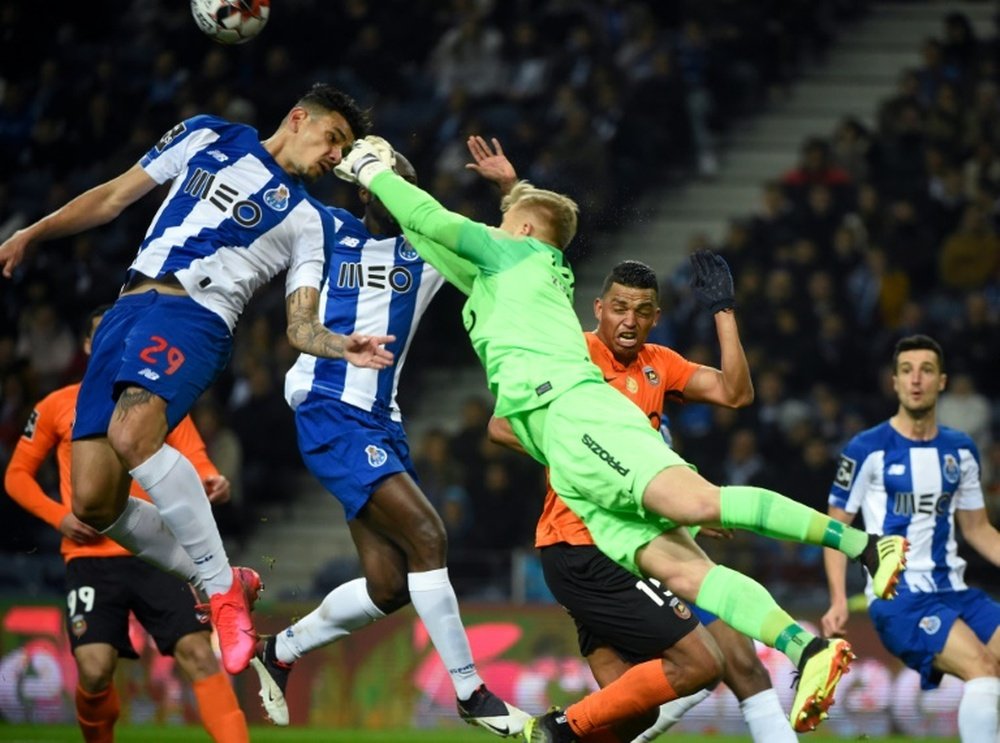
[689,249,735,314]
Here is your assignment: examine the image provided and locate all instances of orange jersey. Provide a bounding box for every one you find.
[4,383,218,562]
[534,332,700,547]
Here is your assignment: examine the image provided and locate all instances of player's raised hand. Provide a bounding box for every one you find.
[203,475,231,505]
[343,333,396,369]
[689,248,735,314]
[335,136,395,188]
[0,230,32,278]
[59,513,101,544]
[465,136,518,194]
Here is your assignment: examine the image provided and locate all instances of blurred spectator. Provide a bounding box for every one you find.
[939,202,1000,291]
[938,373,993,482]
[413,428,470,542]
[192,397,247,547]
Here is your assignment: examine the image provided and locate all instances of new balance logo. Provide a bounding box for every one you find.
[138,368,160,381]
[887,463,906,476]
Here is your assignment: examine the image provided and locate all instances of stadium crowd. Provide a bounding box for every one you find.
[2,0,998,602]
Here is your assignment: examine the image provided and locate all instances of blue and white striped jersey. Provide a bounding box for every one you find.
[284,206,444,421]
[829,421,985,601]
[131,115,329,331]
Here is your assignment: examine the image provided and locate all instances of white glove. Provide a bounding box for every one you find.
[334,135,396,188]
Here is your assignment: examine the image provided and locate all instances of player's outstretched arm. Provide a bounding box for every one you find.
[682,250,753,409]
[285,286,395,367]
[821,505,854,638]
[957,507,1000,567]
[465,136,518,196]
[0,164,158,278]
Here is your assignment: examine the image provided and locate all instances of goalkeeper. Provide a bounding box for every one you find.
[335,137,908,739]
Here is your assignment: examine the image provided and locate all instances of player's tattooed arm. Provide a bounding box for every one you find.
[285,286,395,369]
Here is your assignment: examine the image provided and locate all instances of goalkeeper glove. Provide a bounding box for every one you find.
[689,248,735,314]
[334,135,396,189]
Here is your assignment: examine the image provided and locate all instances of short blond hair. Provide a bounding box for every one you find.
[501,181,579,249]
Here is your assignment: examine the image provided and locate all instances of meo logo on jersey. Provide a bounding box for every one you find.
[365,445,387,468]
[919,615,942,635]
[184,168,262,227]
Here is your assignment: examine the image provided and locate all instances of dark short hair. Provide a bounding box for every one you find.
[601,260,659,297]
[893,334,945,372]
[297,83,371,139]
[82,303,112,340]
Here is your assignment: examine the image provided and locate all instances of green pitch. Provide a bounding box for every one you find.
[0,726,960,743]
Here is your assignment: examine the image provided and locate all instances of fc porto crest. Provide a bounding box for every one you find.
[643,365,660,385]
[263,184,290,211]
[919,615,942,635]
[942,454,960,484]
[365,444,388,468]
[397,239,419,262]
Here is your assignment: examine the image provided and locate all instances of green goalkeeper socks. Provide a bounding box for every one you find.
[696,565,815,667]
[719,485,869,558]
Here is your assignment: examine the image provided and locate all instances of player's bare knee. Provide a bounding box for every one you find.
[75,654,116,692]
[106,422,161,470]
[173,632,219,680]
[364,576,410,613]
[972,650,1000,679]
[664,633,724,693]
[404,517,448,570]
[71,494,118,531]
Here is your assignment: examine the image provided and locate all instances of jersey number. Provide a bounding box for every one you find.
[139,336,186,375]
[634,576,675,607]
[67,586,96,615]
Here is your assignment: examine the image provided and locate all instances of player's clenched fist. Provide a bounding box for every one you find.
[335,135,396,188]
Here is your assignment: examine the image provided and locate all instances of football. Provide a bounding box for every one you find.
[191,0,270,45]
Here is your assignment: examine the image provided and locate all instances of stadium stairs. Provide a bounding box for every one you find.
[569,1,998,317]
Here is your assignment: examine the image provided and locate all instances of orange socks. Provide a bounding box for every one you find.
[565,660,677,737]
[193,671,249,743]
[76,684,120,743]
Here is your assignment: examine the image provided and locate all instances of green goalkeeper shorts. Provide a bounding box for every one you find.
[511,379,693,575]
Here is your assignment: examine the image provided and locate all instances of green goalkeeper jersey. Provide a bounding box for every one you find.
[369,171,602,417]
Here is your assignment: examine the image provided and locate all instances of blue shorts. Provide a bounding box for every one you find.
[73,292,232,439]
[692,605,719,626]
[868,587,1000,689]
[295,396,417,519]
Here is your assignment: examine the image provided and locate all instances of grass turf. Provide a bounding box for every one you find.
[0,726,960,742]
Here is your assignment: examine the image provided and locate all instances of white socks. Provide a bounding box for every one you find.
[408,568,483,700]
[958,676,1000,742]
[632,688,793,742]
[274,570,483,703]
[130,444,231,595]
[739,689,796,742]
[102,497,199,584]
[632,688,711,741]
[275,578,385,664]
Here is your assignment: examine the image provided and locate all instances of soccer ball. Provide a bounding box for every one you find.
[191,0,270,45]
